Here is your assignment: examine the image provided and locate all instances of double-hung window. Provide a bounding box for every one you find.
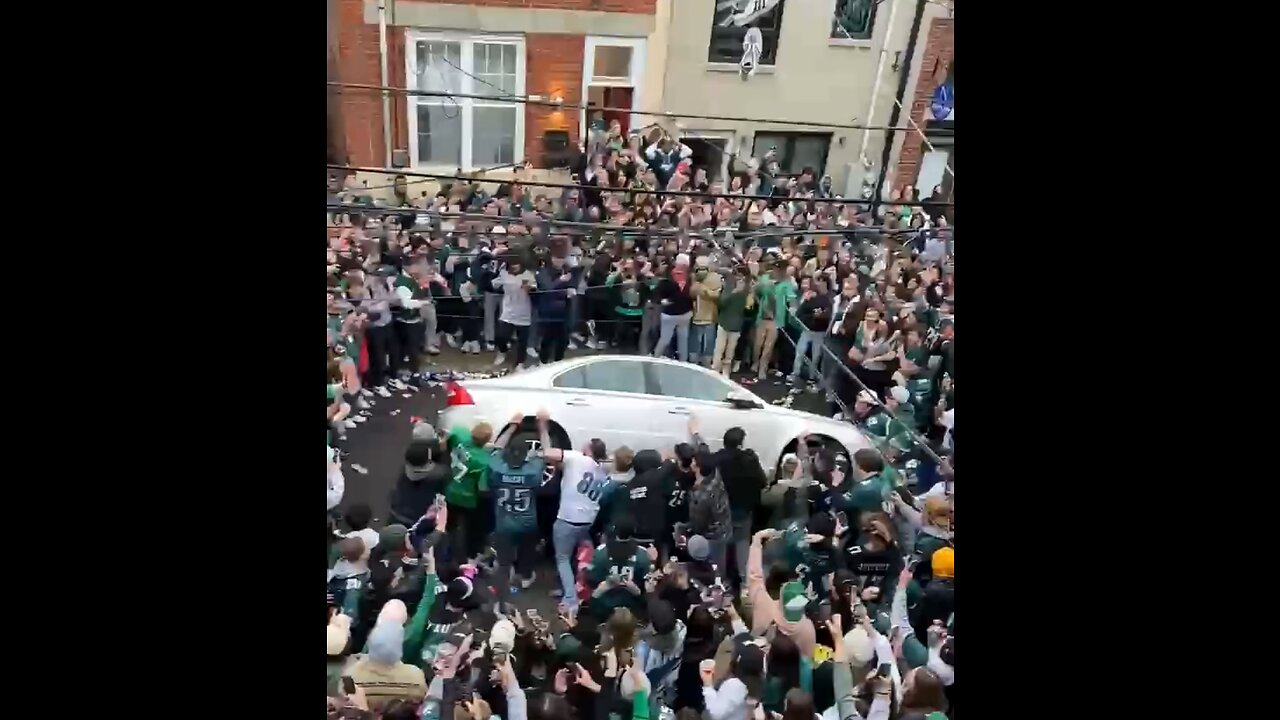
[406,32,525,170]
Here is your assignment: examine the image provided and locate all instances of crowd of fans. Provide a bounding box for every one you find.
[327,131,954,720]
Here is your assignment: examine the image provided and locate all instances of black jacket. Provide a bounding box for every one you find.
[387,463,450,527]
[912,577,956,640]
[610,450,667,542]
[655,275,695,316]
[713,447,767,520]
[797,293,833,332]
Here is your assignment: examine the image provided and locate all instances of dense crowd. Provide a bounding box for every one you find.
[327,131,954,720]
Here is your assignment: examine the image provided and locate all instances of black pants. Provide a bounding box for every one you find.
[496,530,537,580]
[366,323,396,387]
[436,296,457,337]
[736,317,757,366]
[458,300,481,344]
[614,313,643,351]
[496,321,531,366]
[395,321,424,375]
[448,501,487,560]
[589,296,615,344]
[540,319,569,363]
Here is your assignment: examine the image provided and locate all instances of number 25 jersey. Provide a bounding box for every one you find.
[489,454,546,535]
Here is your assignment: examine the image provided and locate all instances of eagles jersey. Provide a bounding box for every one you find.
[557,451,611,524]
[783,522,835,597]
[489,454,546,535]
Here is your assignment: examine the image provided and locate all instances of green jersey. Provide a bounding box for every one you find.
[834,472,893,522]
[488,454,546,535]
[446,426,491,509]
[586,546,652,617]
[783,522,836,597]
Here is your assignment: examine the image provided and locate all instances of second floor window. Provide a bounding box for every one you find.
[708,0,786,66]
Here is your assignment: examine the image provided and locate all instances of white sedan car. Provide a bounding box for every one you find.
[438,355,874,478]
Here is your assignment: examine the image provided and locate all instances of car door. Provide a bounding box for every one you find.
[549,358,670,454]
[642,360,775,455]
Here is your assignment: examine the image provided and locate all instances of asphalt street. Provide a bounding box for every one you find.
[334,345,829,609]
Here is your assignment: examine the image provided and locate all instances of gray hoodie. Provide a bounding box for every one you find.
[493,268,536,326]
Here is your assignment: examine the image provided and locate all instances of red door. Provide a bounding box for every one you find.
[602,86,633,136]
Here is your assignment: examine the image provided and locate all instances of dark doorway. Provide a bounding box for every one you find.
[680,137,728,183]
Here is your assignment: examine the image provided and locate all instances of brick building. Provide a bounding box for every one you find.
[329,0,660,176]
[892,12,953,197]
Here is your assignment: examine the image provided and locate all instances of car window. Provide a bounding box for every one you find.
[648,362,735,402]
[553,360,647,394]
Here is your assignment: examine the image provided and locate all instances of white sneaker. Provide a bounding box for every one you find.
[355,396,371,410]
[732,361,741,373]
[388,379,407,390]
[351,415,367,424]
[568,341,579,350]
[528,348,540,361]
[445,333,460,349]
[426,345,441,355]
[520,571,537,590]
[493,353,507,366]
[343,419,358,430]
[358,388,373,398]
[485,342,496,352]
[375,386,392,398]
[832,412,845,420]
[572,333,586,344]
[585,339,597,350]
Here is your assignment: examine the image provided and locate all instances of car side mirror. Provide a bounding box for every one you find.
[726,391,763,410]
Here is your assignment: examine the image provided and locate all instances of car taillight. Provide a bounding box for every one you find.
[445,381,474,406]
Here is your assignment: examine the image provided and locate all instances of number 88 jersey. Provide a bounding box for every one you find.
[557,450,610,525]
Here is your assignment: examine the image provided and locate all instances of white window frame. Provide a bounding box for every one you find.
[405,31,526,171]
[579,36,647,142]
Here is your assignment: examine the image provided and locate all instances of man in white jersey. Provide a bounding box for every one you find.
[537,409,611,609]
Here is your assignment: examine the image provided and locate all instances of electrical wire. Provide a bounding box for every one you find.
[326,165,954,207]
[328,81,928,133]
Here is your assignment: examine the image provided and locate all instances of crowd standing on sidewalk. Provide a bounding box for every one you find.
[327,132,954,720]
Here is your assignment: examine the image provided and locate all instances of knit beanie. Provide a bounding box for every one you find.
[931,547,954,578]
[378,599,408,626]
[490,618,517,654]
[379,524,410,553]
[781,581,808,623]
[327,613,352,656]
[843,626,875,665]
[367,620,405,665]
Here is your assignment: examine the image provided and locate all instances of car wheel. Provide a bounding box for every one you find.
[775,435,851,481]
[510,420,572,487]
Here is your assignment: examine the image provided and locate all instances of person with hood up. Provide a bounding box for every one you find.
[367,524,428,624]
[695,418,767,591]
[389,421,452,527]
[746,528,817,657]
[348,614,428,713]
[608,449,667,547]
[585,514,652,621]
[634,598,687,710]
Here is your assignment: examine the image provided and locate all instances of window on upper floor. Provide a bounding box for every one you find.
[406,33,524,170]
[707,0,786,67]
[832,0,878,40]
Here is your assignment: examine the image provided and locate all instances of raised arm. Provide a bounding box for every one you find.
[491,411,523,450]
[537,408,564,464]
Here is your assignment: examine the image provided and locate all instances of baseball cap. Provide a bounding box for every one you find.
[687,535,711,562]
[888,386,911,405]
[781,581,808,623]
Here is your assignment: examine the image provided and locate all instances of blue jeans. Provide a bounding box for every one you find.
[789,330,823,382]
[553,519,592,608]
[689,323,717,364]
[655,312,692,362]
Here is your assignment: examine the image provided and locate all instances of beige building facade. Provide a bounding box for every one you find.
[651,0,920,195]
